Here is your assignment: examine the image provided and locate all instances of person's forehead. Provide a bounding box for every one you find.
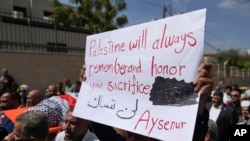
[242,107,248,110]
[231,90,240,95]
[2,68,7,72]
[27,92,36,98]
[66,112,77,120]
[48,85,56,90]
[1,93,11,98]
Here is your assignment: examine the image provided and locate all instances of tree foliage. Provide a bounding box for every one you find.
[214,49,250,69]
[50,0,128,32]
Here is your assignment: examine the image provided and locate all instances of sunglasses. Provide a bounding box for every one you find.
[231,95,239,97]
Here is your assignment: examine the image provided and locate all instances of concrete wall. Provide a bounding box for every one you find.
[0,51,84,92]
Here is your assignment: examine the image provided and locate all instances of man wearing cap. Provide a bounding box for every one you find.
[237,100,250,125]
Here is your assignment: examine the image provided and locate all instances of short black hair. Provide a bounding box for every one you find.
[233,88,242,94]
[225,85,232,90]
[213,91,223,98]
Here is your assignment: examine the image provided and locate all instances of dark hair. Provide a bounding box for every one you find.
[225,85,232,90]
[213,91,223,98]
[233,88,242,95]
[2,91,21,105]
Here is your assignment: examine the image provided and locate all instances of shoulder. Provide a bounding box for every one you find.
[55,131,65,141]
[82,130,100,141]
[223,104,235,112]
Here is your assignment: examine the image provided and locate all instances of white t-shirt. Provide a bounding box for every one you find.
[55,129,99,141]
[209,104,222,122]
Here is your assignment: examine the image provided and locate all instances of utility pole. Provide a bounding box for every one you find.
[162,4,167,18]
[29,0,32,17]
[162,4,172,18]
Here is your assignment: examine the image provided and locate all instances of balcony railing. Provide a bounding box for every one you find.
[0,9,91,55]
[0,41,84,54]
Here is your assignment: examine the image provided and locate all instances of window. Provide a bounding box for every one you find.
[43,11,52,21]
[47,42,67,53]
[13,6,27,19]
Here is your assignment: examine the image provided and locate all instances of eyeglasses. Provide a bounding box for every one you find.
[231,95,239,97]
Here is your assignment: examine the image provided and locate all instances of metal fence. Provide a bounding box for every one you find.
[212,64,250,79]
[0,9,91,55]
[209,64,250,87]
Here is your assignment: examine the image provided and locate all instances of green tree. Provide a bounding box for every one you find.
[51,0,128,32]
[214,49,250,69]
[50,0,78,26]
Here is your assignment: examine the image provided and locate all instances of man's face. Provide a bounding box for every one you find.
[47,85,57,96]
[64,111,88,141]
[26,90,41,107]
[13,122,27,140]
[0,93,15,110]
[231,90,240,103]
[225,88,231,95]
[212,95,222,107]
[26,93,35,107]
[242,107,249,118]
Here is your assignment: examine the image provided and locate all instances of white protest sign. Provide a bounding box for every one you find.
[74,9,207,141]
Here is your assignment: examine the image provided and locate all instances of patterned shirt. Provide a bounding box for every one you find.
[28,96,70,126]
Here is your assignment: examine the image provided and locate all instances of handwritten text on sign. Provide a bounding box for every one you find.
[74,9,206,141]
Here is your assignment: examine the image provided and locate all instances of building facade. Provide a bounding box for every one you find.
[0,0,91,91]
[0,0,91,54]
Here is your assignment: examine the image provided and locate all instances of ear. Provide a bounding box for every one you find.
[204,133,210,140]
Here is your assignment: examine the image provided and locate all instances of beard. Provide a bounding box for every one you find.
[64,132,73,141]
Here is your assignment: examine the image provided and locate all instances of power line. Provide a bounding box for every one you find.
[204,41,221,52]
[205,30,245,51]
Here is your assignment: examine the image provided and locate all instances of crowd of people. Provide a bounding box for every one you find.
[0,68,80,140]
[0,62,248,141]
[204,82,250,141]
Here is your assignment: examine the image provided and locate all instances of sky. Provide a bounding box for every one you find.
[60,0,250,53]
